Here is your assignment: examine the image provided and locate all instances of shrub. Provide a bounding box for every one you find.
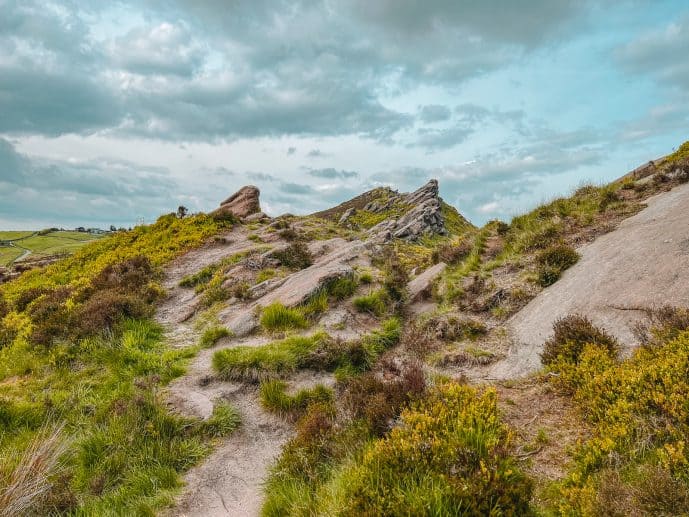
[353,290,388,316]
[199,326,231,348]
[74,290,152,339]
[27,288,73,347]
[358,272,373,284]
[200,284,231,307]
[541,314,619,366]
[259,380,333,418]
[341,363,425,435]
[634,305,689,347]
[272,242,312,270]
[434,238,473,265]
[260,302,308,332]
[536,243,579,287]
[327,383,533,516]
[15,287,50,313]
[89,256,154,295]
[0,294,8,320]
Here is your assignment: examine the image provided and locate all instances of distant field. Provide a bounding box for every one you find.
[0,230,106,266]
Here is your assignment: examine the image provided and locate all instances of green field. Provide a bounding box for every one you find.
[0,230,106,266]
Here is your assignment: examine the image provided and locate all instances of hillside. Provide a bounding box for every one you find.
[1,144,689,516]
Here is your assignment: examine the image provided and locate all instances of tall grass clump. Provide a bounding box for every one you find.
[212,333,329,382]
[259,380,333,418]
[352,289,389,316]
[260,302,308,332]
[199,326,231,348]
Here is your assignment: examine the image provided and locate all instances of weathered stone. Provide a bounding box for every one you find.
[243,211,270,223]
[407,262,447,302]
[339,208,357,224]
[213,185,261,219]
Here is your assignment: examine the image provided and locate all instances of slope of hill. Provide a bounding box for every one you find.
[1,144,689,516]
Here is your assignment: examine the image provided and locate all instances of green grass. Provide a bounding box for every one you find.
[0,231,34,241]
[213,333,330,382]
[213,319,402,383]
[0,247,24,266]
[199,326,231,348]
[259,380,333,417]
[0,319,240,515]
[327,276,358,300]
[352,289,389,316]
[260,302,309,332]
[667,140,689,164]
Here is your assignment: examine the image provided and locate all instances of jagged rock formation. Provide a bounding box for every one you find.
[213,185,261,219]
[368,179,448,241]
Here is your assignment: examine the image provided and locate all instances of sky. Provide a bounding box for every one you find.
[1,0,688,230]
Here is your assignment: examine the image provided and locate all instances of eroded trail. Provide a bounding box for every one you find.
[157,226,373,516]
[488,181,689,380]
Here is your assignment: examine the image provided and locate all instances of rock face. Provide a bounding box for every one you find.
[369,179,447,241]
[213,185,261,219]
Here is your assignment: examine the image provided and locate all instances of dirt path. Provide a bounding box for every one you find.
[487,181,689,380]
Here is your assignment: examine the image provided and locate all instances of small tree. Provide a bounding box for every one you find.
[177,206,188,219]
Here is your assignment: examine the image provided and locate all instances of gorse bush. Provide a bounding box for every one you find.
[541,314,619,367]
[536,244,579,287]
[548,323,689,515]
[264,382,533,516]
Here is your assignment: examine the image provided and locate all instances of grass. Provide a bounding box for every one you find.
[213,332,330,382]
[536,243,580,287]
[0,212,237,514]
[352,289,389,316]
[0,247,24,267]
[259,380,333,418]
[199,326,231,348]
[260,302,309,332]
[213,319,402,383]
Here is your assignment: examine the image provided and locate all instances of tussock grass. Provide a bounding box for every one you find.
[260,302,309,332]
[0,424,68,517]
[259,380,333,417]
[352,289,389,316]
[213,333,330,382]
[199,326,231,348]
[213,320,402,383]
[536,243,580,287]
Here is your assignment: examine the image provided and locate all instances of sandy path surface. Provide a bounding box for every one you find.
[488,182,689,380]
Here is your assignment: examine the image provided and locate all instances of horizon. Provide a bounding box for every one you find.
[1,1,687,229]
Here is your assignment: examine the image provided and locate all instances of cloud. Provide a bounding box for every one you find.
[307,168,359,179]
[419,105,451,123]
[617,15,689,90]
[287,147,296,155]
[307,149,331,158]
[0,137,180,226]
[247,172,277,182]
[279,182,316,195]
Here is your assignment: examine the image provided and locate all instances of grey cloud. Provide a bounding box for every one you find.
[617,15,689,90]
[279,182,316,195]
[307,168,359,179]
[307,149,331,158]
[287,147,296,155]
[110,22,205,77]
[247,172,278,182]
[0,138,179,226]
[419,105,452,123]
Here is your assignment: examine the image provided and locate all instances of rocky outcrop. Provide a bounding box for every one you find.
[213,185,261,219]
[369,179,447,242]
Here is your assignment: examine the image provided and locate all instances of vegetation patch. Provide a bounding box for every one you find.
[541,314,619,367]
[536,243,580,287]
[199,326,231,348]
[352,289,389,316]
[545,318,689,515]
[259,302,309,332]
[271,242,313,270]
[259,380,333,418]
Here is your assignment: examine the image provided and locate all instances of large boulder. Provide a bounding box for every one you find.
[213,185,261,219]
